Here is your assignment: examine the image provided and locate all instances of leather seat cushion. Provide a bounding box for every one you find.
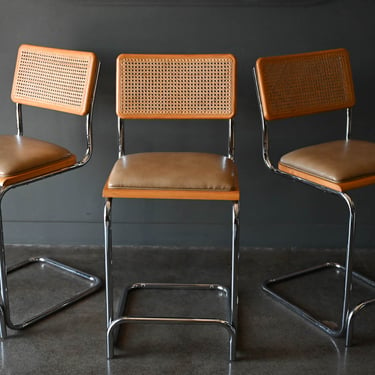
[0,135,75,177]
[107,152,238,191]
[279,140,375,183]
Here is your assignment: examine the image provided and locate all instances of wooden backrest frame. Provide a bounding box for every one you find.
[116,54,236,120]
[11,44,99,116]
[255,48,355,121]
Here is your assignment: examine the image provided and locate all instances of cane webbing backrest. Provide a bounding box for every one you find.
[11,44,98,116]
[116,54,236,119]
[255,48,356,121]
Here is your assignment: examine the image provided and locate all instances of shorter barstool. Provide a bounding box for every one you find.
[103,53,240,360]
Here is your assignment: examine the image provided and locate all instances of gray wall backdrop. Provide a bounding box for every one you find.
[1,0,374,248]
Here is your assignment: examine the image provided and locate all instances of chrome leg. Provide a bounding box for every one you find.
[0,202,9,338]
[230,201,240,361]
[339,193,356,336]
[0,194,102,336]
[262,192,358,339]
[104,198,114,359]
[0,307,6,340]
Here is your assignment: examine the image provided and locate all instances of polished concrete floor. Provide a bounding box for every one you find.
[1,245,375,374]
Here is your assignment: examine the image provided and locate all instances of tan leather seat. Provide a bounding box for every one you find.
[107,152,237,190]
[279,140,375,191]
[0,135,76,187]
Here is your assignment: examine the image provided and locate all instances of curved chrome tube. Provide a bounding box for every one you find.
[78,61,100,167]
[346,298,375,346]
[0,193,101,335]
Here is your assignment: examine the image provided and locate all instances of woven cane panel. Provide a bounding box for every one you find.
[12,45,97,115]
[256,49,355,121]
[117,54,236,119]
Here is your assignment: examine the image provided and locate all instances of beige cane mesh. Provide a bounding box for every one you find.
[11,44,98,116]
[256,48,356,121]
[116,54,236,119]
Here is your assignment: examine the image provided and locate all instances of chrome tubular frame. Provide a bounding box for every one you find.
[0,188,102,338]
[346,296,375,346]
[253,66,375,346]
[16,103,23,136]
[228,119,235,160]
[346,107,352,141]
[104,198,240,361]
[0,218,101,336]
[261,192,355,337]
[104,198,114,358]
[117,118,125,158]
[0,63,102,338]
[80,109,94,166]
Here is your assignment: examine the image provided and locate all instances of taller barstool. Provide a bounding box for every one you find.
[253,48,375,346]
[0,44,101,337]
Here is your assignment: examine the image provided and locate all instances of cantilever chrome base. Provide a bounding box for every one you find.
[106,282,237,361]
[262,261,375,347]
[0,256,102,338]
[104,198,240,361]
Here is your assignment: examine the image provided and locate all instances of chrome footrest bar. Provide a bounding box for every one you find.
[1,256,102,334]
[113,282,230,337]
[107,282,236,361]
[125,282,230,295]
[263,261,375,345]
[108,315,236,361]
